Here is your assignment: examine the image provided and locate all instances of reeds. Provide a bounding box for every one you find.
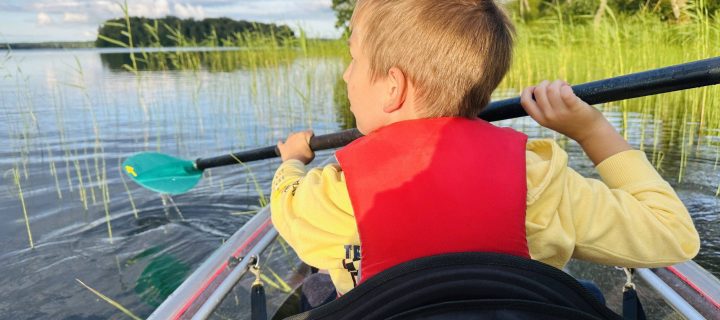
[230,155,268,207]
[76,279,142,320]
[502,6,720,183]
[12,167,33,249]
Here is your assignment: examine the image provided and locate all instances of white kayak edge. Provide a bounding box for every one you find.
[148,206,276,320]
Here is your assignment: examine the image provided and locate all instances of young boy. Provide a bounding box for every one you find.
[271,0,700,298]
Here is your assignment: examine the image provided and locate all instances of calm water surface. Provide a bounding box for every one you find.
[0,48,717,319]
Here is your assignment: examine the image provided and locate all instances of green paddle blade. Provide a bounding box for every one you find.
[122,152,203,195]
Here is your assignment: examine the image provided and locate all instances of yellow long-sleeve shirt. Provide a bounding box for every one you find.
[270,139,700,294]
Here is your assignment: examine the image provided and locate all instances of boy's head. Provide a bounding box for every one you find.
[346,0,514,128]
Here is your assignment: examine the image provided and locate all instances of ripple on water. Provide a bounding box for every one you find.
[677,188,720,274]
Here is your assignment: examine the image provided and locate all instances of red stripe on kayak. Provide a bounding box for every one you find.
[172,218,274,320]
[666,265,720,310]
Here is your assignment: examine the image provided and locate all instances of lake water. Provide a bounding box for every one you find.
[0,48,717,319]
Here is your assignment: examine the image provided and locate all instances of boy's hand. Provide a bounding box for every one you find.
[520,80,631,165]
[520,80,606,144]
[278,130,315,164]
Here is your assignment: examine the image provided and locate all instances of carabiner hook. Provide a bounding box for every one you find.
[249,255,262,286]
[622,267,636,292]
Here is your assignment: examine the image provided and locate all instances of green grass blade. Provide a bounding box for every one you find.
[76,279,142,320]
[102,22,126,28]
[97,34,129,48]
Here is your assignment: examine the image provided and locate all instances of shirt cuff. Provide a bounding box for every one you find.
[595,150,663,188]
[282,159,306,169]
[272,159,307,191]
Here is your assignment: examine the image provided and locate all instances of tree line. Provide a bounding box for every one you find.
[331,0,719,32]
[2,41,94,50]
[510,0,718,25]
[96,16,295,48]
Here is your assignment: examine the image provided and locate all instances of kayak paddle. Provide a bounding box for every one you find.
[123,56,720,195]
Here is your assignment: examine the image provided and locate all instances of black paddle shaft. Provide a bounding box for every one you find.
[480,56,720,122]
[195,56,720,170]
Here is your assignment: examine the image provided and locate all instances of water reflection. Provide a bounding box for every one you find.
[333,75,355,130]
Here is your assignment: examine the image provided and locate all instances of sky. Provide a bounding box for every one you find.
[0,0,341,43]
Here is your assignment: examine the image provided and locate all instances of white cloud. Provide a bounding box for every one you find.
[300,0,333,11]
[37,12,52,25]
[33,0,172,19]
[129,0,171,18]
[174,3,206,20]
[28,0,334,22]
[63,12,88,23]
[7,0,340,41]
[202,0,333,21]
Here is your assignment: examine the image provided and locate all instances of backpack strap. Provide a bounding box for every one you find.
[285,252,622,320]
[621,268,647,320]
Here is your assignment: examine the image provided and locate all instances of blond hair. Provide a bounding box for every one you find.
[351,0,514,118]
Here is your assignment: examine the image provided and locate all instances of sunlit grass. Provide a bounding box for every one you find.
[500,9,720,183]
[76,279,142,320]
[259,268,293,293]
[12,167,33,249]
[230,155,268,207]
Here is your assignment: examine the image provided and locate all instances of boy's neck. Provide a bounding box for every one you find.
[385,106,421,126]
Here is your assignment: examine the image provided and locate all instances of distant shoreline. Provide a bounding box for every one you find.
[0,37,340,51]
[0,41,96,50]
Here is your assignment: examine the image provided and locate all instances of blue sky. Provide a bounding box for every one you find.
[0,0,341,43]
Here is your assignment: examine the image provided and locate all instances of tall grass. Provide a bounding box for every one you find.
[12,167,33,249]
[502,10,720,182]
[76,279,142,320]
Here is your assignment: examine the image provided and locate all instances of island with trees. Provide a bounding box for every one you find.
[95,16,295,48]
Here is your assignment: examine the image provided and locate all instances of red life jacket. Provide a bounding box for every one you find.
[335,117,529,283]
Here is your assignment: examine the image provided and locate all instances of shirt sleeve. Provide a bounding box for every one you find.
[270,160,359,270]
[525,139,700,269]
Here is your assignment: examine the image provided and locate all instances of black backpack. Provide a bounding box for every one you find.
[286,252,622,320]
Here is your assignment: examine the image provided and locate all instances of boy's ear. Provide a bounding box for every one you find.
[383,67,407,113]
